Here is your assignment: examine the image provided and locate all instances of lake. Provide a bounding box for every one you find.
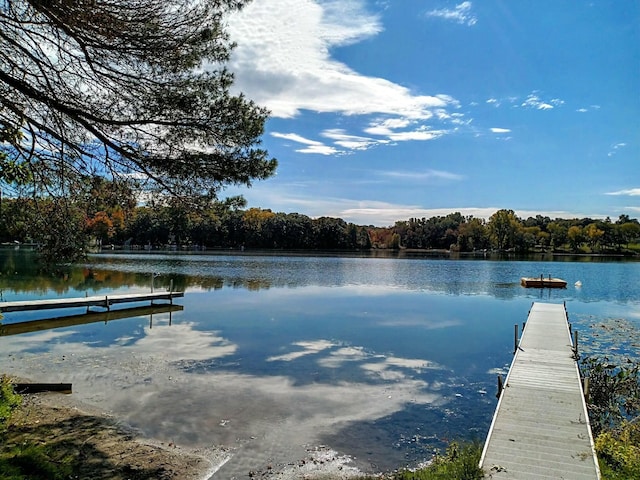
[0,249,638,477]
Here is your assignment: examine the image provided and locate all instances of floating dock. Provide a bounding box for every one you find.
[520,276,567,288]
[0,291,184,313]
[479,302,600,479]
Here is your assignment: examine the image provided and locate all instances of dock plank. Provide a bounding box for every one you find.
[0,291,184,313]
[479,302,600,479]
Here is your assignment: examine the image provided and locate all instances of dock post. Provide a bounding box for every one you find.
[583,376,590,401]
[496,374,503,399]
[151,273,154,293]
[513,324,519,354]
[572,330,579,359]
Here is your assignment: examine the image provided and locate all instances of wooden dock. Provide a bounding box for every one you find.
[520,276,567,288]
[479,302,600,479]
[0,291,184,313]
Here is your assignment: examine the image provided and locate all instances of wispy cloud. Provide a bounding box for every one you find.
[272,127,441,155]
[271,132,320,145]
[484,94,564,111]
[379,169,464,181]
[606,188,640,196]
[607,142,627,157]
[297,144,341,155]
[271,132,340,155]
[321,129,380,150]
[577,105,601,113]
[520,93,564,110]
[426,2,478,26]
[365,117,449,142]
[490,127,511,133]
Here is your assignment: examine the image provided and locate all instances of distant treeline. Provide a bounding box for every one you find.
[1,196,638,254]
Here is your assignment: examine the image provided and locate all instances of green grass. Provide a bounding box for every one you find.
[0,376,75,480]
[595,421,640,480]
[393,442,483,480]
[0,375,21,433]
[1,444,75,480]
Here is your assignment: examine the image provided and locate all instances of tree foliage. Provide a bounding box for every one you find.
[0,0,277,261]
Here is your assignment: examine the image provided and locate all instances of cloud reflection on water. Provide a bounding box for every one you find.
[0,315,447,476]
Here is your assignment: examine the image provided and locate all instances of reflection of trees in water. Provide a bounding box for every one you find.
[2,249,639,298]
[0,249,278,295]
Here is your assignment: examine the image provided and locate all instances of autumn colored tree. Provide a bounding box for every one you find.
[86,211,114,244]
[567,225,584,252]
[585,223,605,251]
[243,208,276,247]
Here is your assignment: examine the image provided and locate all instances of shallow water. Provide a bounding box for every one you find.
[0,250,638,477]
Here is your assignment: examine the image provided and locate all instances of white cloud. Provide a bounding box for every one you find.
[271,132,322,146]
[321,129,379,150]
[297,144,341,155]
[271,131,341,155]
[521,94,564,110]
[226,1,457,119]
[224,0,463,152]
[364,118,449,143]
[426,2,478,26]
[490,127,511,133]
[606,188,640,196]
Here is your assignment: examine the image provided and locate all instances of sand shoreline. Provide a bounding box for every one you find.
[6,389,372,480]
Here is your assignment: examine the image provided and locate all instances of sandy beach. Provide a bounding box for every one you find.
[5,388,375,480]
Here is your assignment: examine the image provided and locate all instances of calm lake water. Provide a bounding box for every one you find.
[0,249,638,477]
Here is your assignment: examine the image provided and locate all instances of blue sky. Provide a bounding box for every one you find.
[222,1,639,226]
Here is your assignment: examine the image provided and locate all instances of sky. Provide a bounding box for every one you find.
[221,0,639,227]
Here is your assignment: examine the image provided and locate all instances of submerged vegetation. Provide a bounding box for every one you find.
[580,357,640,479]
